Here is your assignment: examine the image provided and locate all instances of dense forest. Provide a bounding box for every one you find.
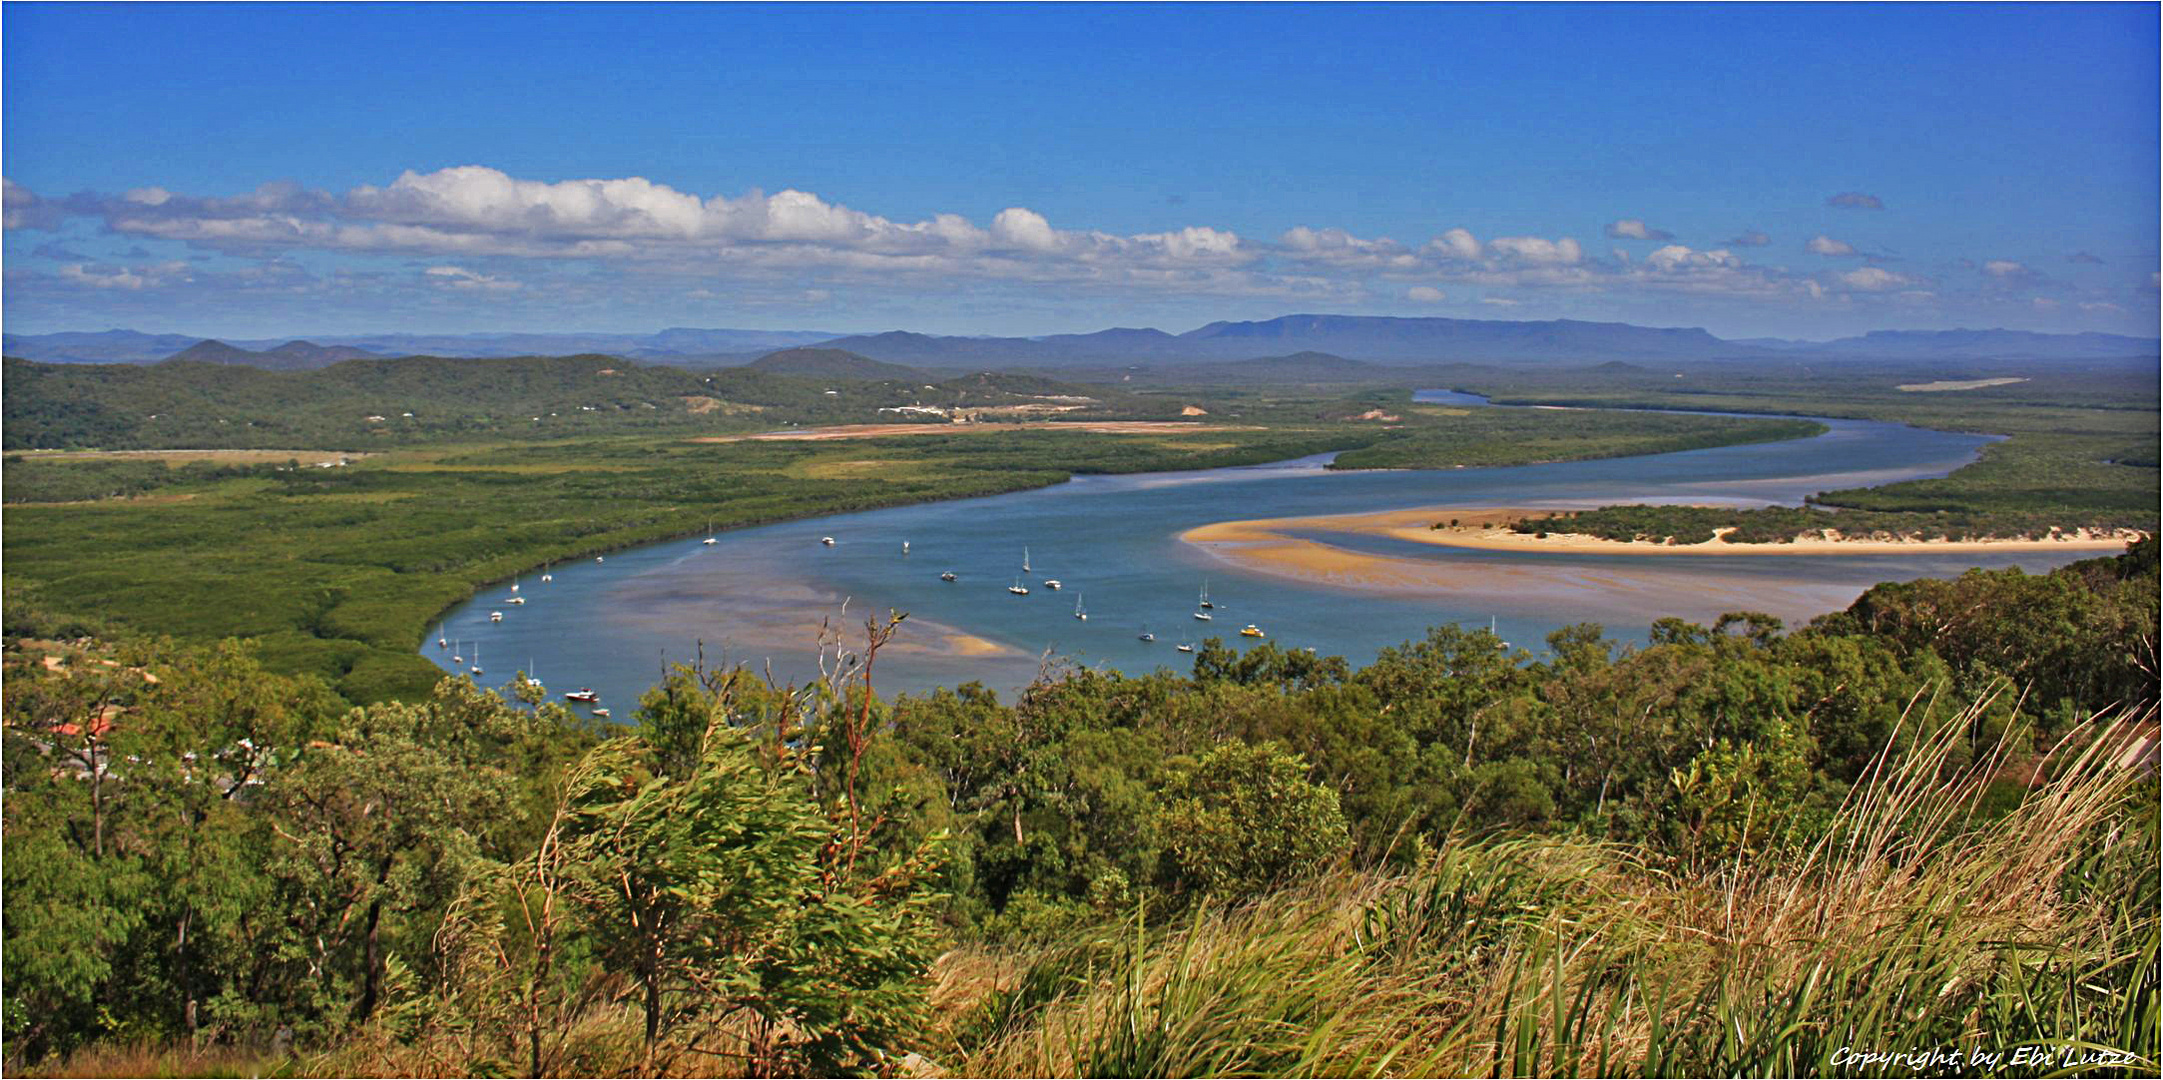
[5,540,2156,1075]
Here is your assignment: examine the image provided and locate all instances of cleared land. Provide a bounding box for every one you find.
[692,420,1245,442]
[1895,377,2030,392]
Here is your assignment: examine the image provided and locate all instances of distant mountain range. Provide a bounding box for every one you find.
[5,316,2153,370]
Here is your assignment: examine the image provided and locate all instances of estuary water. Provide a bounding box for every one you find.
[422,392,2104,710]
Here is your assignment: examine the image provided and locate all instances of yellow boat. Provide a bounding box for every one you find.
[1240,624,1265,638]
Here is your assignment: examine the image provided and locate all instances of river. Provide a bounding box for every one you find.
[422,392,2108,711]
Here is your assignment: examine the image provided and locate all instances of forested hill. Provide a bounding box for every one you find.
[0,354,1141,450]
[745,347,930,381]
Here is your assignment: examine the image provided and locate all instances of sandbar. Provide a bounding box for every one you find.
[1184,506,2140,558]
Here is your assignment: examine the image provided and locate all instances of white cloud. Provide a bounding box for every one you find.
[1807,234,1857,257]
[2079,301,2123,313]
[989,207,1060,252]
[1838,266,1914,291]
[1426,227,1482,261]
[1604,219,1673,241]
[1404,285,1447,303]
[1479,296,1520,307]
[4,178,64,229]
[2031,297,2060,311]
[1981,259,2029,278]
[425,265,521,291]
[1279,226,1417,269]
[1488,235,1582,265]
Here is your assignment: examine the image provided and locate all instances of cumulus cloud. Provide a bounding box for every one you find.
[1725,230,1771,247]
[1404,285,1447,303]
[1604,219,1673,241]
[1488,235,1583,265]
[4,178,66,229]
[1279,226,1417,269]
[1838,266,1915,291]
[1806,234,1858,257]
[1827,192,1884,210]
[1981,259,2031,279]
[1426,227,1482,261]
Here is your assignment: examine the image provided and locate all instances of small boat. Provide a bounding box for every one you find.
[1043,579,1062,590]
[1193,610,1212,621]
[902,540,910,555]
[1176,643,1195,653]
[510,578,520,594]
[940,571,958,582]
[591,707,611,719]
[564,688,599,702]
[437,630,447,648]
[507,596,525,605]
[541,564,553,582]
[595,556,604,563]
[1008,577,1029,596]
[820,536,836,546]
[1138,624,1155,643]
[1198,583,1213,610]
[1022,546,1031,574]
[524,661,542,689]
[1240,624,1265,638]
[470,646,483,676]
[1491,616,1510,650]
[490,611,504,623]
[1074,593,1087,621]
[452,643,464,664]
[702,537,718,546]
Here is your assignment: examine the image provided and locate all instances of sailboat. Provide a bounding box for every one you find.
[1137,624,1156,643]
[525,660,542,689]
[469,645,483,676]
[1022,546,1031,574]
[595,556,604,563]
[1043,579,1062,590]
[902,540,910,555]
[1491,616,1510,650]
[540,563,553,583]
[510,577,520,594]
[1193,607,1212,621]
[703,520,718,545]
[452,642,464,664]
[1198,582,1214,610]
[1007,576,1029,596]
[940,571,957,582]
[437,629,447,648]
[1074,593,1087,621]
[1176,643,1195,653]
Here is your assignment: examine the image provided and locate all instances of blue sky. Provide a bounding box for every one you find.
[5,3,2156,339]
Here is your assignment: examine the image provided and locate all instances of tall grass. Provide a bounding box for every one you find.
[930,703,2159,1077]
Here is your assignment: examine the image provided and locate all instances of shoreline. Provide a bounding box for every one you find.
[1184,506,2142,559]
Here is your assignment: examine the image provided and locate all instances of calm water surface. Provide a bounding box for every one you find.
[424,392,2099,710]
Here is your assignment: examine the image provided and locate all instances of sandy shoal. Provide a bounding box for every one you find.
[1183,506,2138,559]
